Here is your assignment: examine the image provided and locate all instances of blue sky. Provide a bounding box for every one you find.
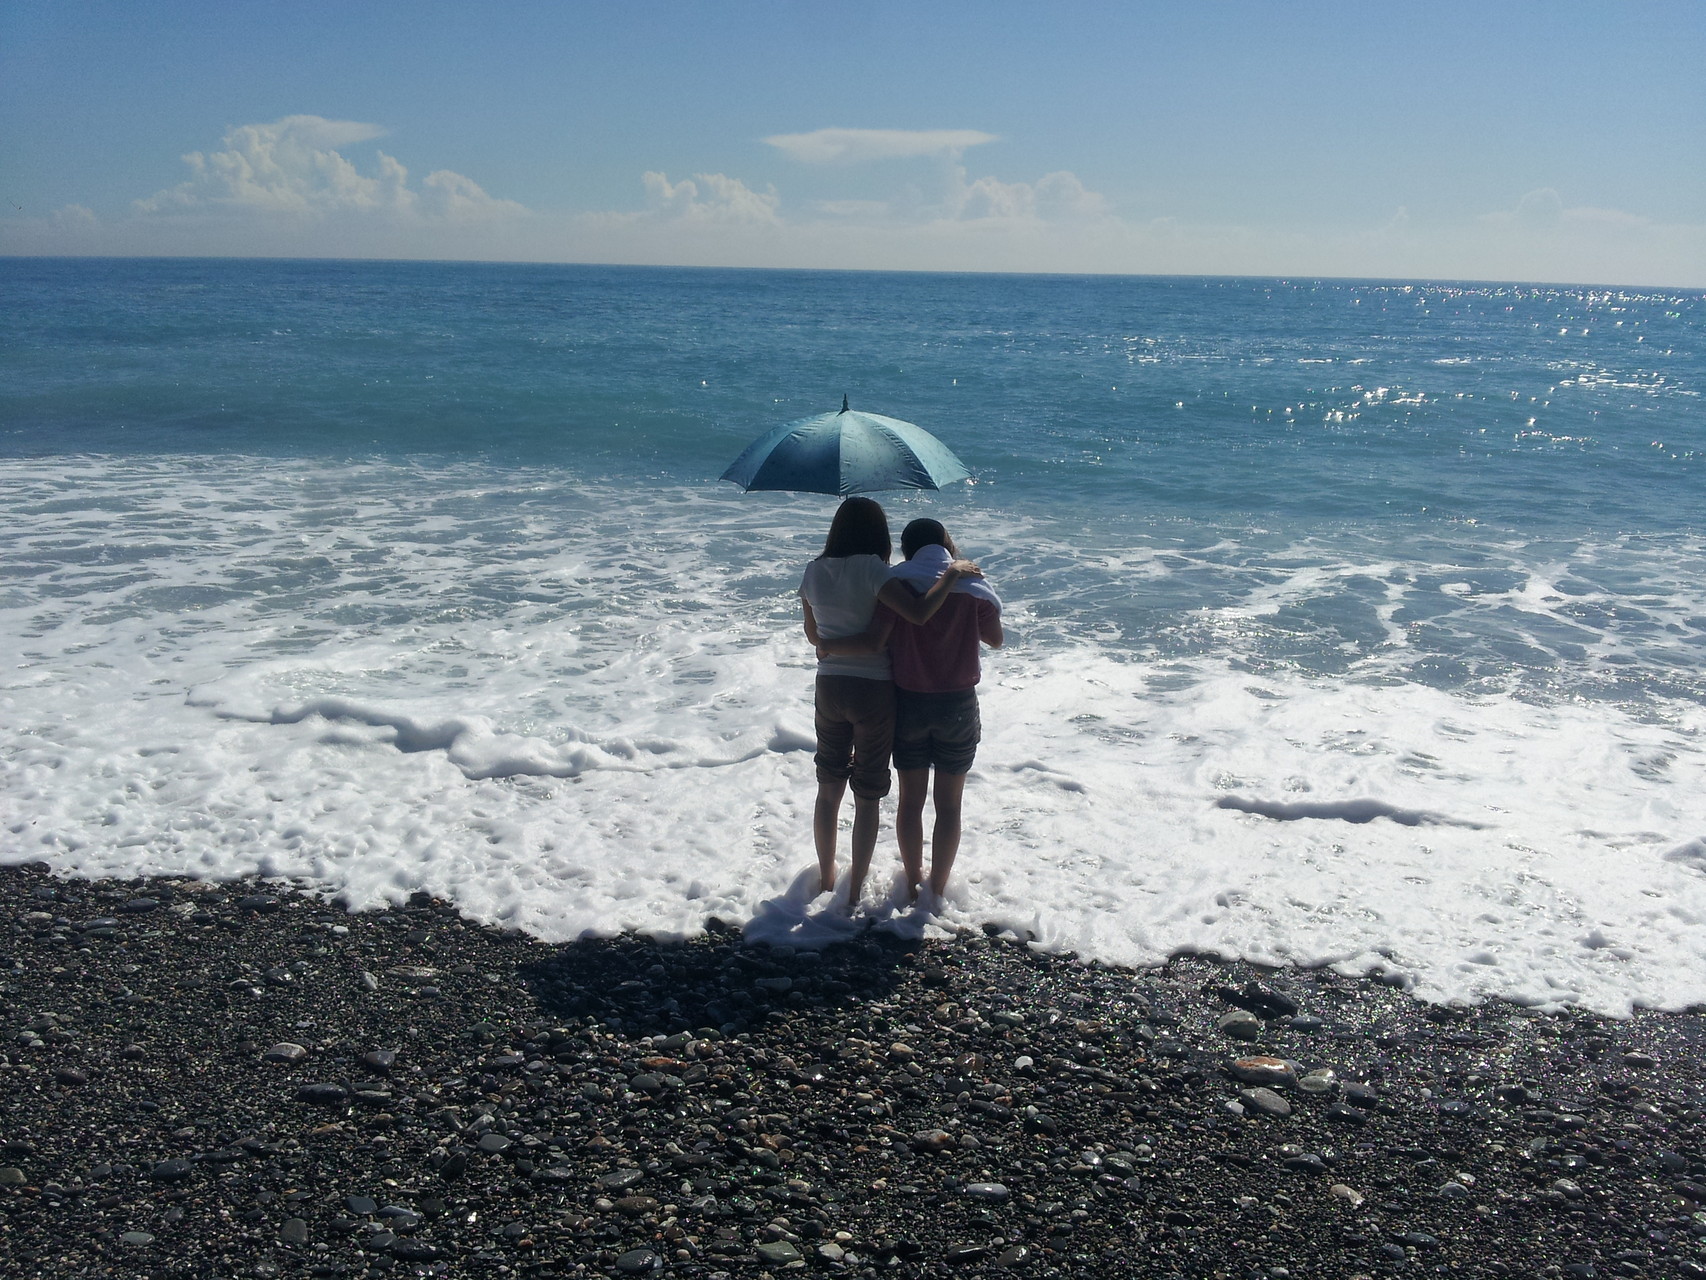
[3,0,1702,284]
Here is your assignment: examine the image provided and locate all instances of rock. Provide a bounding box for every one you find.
[964,1182,1011,1203]
[1238,980,1301,1018]
[1282,1153,1327,1174]
[54,1068,88,1086]
[1623,1051,1657,1068]
[119,1231,155,1245]
[1239,1087,1292,1117]
[1329,1183,1364,1207]
[757,1241,803,1264]
[391,1240,440,1262]
[477,1133,512,1154]
[236,895,280,913]
[996,1245,1033,1267]
[346,1195,378,1215]
[1218,1010,1262,1041]
[1297,1068,1337,1094]
[614,1248,659,1274]
[1342,1082,1379,1107]
[360,1049,396,1073]
[295,1083,349,1105]
[1326,1104,1369,1126]
[1227,1056,1297,1088]
[150,1158,194,1183]
[280,1217,309,1245]
[263,1042,309,1064]
[599,1167,645,1191]
[0,1168,25,1186]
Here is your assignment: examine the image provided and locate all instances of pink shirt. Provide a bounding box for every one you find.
[880,590,998,693]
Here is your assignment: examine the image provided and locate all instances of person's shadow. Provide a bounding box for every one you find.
[516,895,923,1039]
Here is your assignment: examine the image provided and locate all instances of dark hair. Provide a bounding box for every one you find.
[900,517,956,560]
[820,496,892,561]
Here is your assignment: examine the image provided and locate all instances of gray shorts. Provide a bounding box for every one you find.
[892,688,980,775]
[814,675,895,800]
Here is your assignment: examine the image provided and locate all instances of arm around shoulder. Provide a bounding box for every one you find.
[979,600,1004,648]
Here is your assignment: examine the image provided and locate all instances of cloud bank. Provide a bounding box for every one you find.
[133,115,525,226]
[763,127,997,164]
[3,119,1701,288]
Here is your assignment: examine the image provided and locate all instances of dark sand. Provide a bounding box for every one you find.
[2,862,1703,1279]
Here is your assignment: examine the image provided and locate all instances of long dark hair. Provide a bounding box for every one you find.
[901,517,956,560]
[819,496,892,561]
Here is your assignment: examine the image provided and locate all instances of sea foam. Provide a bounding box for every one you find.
[4,455,1704,1016]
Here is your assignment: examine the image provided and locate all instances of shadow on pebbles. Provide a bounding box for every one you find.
[1,862,1704,1280]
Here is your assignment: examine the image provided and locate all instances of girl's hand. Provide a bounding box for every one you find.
[948,558,983,578]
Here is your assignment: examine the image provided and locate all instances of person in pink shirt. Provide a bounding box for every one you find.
[823,517,1002,902]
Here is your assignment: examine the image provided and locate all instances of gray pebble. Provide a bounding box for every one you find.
[1218,1010,1262,1041]
[1239,1087,1293,1117]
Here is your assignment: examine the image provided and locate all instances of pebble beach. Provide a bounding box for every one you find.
[4,862,1704,1280]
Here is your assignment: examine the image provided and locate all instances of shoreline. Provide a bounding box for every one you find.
[2,862,1704,1279]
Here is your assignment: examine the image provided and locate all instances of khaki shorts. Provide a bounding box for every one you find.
[814,675,895,800]
[893,688,980,775]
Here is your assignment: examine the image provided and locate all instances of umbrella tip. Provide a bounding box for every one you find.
[840,393,849,414]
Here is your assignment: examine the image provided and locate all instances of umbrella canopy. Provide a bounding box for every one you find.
[721,396,971,495]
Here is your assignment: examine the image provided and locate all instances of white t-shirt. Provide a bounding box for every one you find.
[799,554,892,680]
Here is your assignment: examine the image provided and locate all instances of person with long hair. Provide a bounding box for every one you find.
[799,497,980,903]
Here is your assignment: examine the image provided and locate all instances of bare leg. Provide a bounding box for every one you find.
[896,768,930,901]
[813,778,847,893]
[927,771,968,898]
[847,794,881,906]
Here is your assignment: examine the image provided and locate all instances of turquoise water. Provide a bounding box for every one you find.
[3,258,1704,1011]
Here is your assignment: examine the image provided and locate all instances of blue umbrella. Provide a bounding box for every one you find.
[721,396,971,495]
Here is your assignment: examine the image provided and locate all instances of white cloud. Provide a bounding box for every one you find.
[641,171,779,224]
[764,127,997,164]
[949,168,1111,222]
[131,115,523,224]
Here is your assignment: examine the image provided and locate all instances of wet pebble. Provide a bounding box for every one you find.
[1228,1056,1297,1088]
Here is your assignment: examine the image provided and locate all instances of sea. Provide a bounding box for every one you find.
[3,257,1703,1016]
